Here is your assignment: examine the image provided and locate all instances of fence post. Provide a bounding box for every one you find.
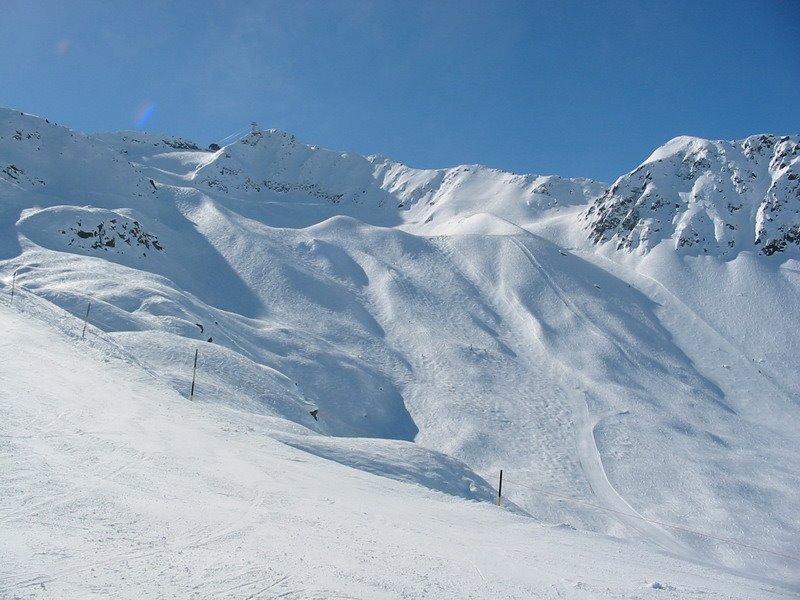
[497,469,503,506]
[10,270,17,303]
[81,302,92,339]
[189,349,198,400]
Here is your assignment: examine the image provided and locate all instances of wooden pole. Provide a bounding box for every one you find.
[10,270,17,303]
[189,349,198,400]
[497,469,503,506]
[81,302,91,339]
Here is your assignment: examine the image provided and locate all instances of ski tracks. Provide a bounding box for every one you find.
[572,398,700,559]
[432,235,584,497]
[185,487,266,551]
[508,236,699,559]
[435,233,697,560]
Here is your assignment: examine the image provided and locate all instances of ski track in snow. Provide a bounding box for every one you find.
[432,234,581,494]
[503,236,698,558]
[572,400,698,560]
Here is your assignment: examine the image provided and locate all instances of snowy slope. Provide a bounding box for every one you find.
[1,297,787,599]
[1,107,799,592]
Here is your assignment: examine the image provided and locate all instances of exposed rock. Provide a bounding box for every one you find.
[62,217,164,256]
[584,135,800,257]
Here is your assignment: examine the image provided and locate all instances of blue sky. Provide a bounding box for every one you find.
[1,0,797,181]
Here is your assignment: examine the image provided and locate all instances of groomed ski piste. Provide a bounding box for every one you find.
[1,108,798,597]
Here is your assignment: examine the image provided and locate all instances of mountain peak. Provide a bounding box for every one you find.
[584,133,800,257]
[643,135,717,164]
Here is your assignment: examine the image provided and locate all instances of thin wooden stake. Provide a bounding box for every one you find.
[189,349,198,400]
[497,469,503,506]
[81,302,92,339]
[10,270,17,303]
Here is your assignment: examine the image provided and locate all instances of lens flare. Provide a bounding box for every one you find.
[56,38,72,56]
[134,102,157,129]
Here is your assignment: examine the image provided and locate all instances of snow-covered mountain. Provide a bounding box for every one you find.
[1,107,798,596]
[584,134,800,257]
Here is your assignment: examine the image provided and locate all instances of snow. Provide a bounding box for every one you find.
[644,135,710,164]
[0,297,788,598]
[1,107,799,596]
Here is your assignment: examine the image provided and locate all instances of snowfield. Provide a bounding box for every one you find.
[1,108,798,597]
[0,297,788,599]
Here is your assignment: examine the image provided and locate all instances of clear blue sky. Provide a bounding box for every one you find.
[1,0,797,182]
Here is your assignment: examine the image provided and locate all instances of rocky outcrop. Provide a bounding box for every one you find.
[584,134,800,257]
[62,217,164,256]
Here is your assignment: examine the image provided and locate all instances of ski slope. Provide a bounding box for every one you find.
[1,108,799,594]
[0,296,789,599]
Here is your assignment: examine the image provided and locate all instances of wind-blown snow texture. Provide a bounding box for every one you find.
[1,108,798,596]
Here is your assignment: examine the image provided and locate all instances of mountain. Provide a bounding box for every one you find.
[1,107,798,595]
[584,134,800,257]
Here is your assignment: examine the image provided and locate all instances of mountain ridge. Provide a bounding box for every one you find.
[1,106,799,585]
[585,133,800,258]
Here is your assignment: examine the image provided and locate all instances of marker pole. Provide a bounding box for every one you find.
[189,349,198,400]
[81,302,91,339]
[497,469,503,506]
